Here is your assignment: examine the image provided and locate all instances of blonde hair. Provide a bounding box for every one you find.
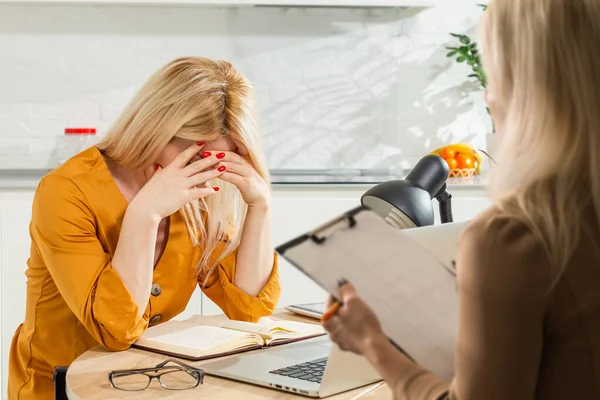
[97,57,270,278]
[479,0,600,274]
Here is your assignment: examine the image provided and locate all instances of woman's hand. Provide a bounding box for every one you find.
[130,143,225,221]
[323,282,388,354]
[213,151,271,208]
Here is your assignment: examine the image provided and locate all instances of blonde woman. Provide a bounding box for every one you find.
[8,57,280,399]
[323,0,600,398]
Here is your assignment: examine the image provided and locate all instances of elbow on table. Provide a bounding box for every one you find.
[95,316,148,352]
[221,293,279,323]
[100,339,134,352]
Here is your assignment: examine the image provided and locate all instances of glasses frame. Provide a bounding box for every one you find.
[108,358,205,391]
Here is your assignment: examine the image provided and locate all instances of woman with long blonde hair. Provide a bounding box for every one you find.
[322,0,600,398]
[8,57,280,399]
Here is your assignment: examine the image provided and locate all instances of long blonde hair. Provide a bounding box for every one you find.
[97,57,270,277]
[479,0,600,274]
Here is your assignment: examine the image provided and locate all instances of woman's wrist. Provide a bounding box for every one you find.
[361,330,412,368]
[247,200,271,214]
[125,201,162,227]
[360,330,415,388]
[359,329,391,360]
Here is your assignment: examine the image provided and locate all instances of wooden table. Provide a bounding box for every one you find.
[66,310,392,399]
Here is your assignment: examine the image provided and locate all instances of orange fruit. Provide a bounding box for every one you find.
[455,153,474,169]
[439,147,456,161]
[445,157,458,170]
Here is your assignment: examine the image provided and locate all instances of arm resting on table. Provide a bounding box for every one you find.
[200,246,281,322]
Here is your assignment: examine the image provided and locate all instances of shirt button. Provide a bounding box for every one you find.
[150,315,162,324]
[151,283,162,297]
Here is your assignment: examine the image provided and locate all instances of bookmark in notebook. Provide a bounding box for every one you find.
[275,206,459,381]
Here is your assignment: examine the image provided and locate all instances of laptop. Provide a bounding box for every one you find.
[200,335,382,398]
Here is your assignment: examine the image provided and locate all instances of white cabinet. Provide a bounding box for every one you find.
[0,191,35,400]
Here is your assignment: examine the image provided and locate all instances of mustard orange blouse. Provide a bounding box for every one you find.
[7,147,281,400]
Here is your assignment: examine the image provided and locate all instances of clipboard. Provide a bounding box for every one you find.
[275,206,460,380]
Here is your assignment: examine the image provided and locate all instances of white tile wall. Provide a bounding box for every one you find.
[0,1,490,170]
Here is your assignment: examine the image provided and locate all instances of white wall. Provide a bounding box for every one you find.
[0,1,490,170]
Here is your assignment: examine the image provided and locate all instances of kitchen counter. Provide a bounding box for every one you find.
[0,168,489,190]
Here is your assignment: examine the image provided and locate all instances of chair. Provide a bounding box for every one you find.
[53,366,69,400]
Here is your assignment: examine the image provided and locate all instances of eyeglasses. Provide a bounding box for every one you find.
[108,358,204,391]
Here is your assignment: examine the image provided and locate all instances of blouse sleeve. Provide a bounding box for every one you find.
[391,209,551,400]
[30,174,148,351]
[200,243,281,322]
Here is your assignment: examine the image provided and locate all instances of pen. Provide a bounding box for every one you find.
[321,302,341,322]
[321,278,348,322]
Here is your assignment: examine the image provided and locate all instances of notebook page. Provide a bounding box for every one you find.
[191,317,324,337]
[149,325,249,351]
[251,318,325,336]
[280,208,459,380]
[187,316,271,335]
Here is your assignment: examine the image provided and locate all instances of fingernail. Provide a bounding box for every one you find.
[337,278,348,287]
[213,187,220,192]
[155,164,160,171]
[218,166,226,172]
[202,152,211,158]
[197,141,205,146]
[216,152,225,159]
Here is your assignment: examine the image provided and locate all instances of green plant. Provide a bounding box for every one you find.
[446,34,486,89]
[446,4,488,90]
[446,4,494,130]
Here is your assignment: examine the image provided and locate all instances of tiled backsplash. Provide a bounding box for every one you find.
[0,1,490,170]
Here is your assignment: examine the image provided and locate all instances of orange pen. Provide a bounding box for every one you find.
[321,302,341,322]
[322,278,348,322]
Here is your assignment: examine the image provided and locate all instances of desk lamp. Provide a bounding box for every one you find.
[361,154,453,229]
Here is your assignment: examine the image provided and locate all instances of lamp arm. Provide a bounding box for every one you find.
[434,184,453,224]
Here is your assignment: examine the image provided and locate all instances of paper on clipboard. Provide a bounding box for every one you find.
[275,206,465,381]
[402,219,470,273]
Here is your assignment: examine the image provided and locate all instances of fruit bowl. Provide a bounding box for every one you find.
[448,168,477,178]
[430,143,483,177]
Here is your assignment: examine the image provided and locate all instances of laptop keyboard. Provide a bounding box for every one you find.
[269,357,328,383]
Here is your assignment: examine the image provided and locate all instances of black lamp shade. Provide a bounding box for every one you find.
[361,180,434,228]
[361,154,450,228]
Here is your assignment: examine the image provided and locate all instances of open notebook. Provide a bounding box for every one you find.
[132,315,326,361]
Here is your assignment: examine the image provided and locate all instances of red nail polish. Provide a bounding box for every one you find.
[213,187,220,192]
[197,141,205,146]
[216,152,225,159]
[155,164,160,171]
[202,152,211,158]
[218,166,226,172]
